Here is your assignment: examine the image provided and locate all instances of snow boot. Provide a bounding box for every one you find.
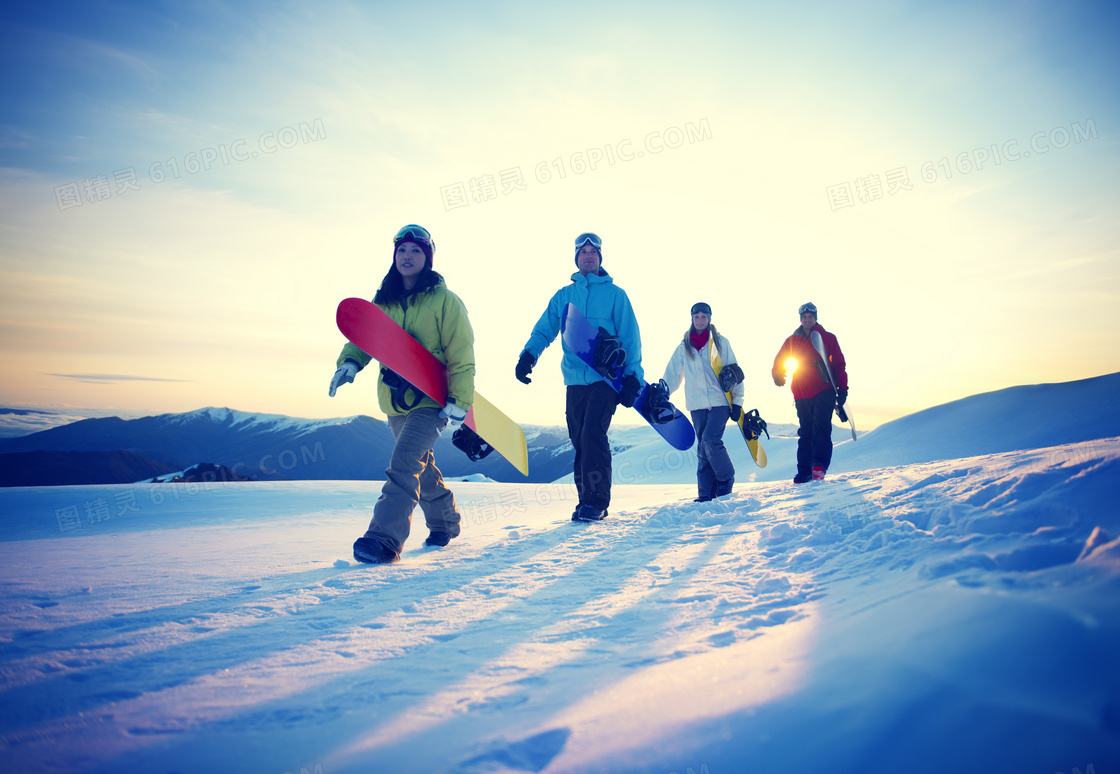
[424,531,452,547]
[793,472,812,484]
[572,504,608,522]
[353,536,399,564]
[812,466,826,482]
[714,478,734,497]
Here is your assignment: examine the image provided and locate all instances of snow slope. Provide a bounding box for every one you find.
[2,378,1120,772]
[606,371,1120,488]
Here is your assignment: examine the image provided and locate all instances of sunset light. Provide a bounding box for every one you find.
[1,2,1117,434]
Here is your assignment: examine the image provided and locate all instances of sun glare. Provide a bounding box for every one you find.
[784,357,799,376]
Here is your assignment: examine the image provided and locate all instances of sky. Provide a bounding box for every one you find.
[1,0,1118,432]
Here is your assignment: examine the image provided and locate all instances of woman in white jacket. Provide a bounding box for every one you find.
[662,303,745,501]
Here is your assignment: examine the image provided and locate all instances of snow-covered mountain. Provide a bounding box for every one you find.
[0,407,574,485]
[5,372,1118,490]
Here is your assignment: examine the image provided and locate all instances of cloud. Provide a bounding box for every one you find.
[0,408,87,439]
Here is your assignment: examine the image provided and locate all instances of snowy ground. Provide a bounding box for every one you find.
[2,434,1119,773]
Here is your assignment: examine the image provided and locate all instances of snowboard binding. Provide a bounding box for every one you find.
[641,379,677,425]
[593,327,627,380]
[742,408,770,441]
[381,368,423,412]
[452,425,494,462]
[718,362,744,392]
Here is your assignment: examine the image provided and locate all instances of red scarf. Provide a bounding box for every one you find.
[690,329,710,351]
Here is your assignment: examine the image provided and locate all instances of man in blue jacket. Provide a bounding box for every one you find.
[516,232,644,522]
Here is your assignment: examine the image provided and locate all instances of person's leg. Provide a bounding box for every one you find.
[691,409,715,499]
[361,407,442,555]
[794,398,814,480]
[576,382,620,510]
[566,385,590,507]
[700,404,735,488]
[417,448,459,539]
[810,388,837,474]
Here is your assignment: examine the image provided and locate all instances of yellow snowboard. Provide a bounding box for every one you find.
[708,340,767,468]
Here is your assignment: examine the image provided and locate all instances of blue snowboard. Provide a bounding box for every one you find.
[561,303,695,451]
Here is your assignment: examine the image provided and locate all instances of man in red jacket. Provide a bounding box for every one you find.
[772,302,849,483]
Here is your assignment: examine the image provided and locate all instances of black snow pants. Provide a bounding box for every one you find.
[795,387,836,477]
[566,381,620,510]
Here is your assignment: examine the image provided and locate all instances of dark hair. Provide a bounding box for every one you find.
[373,265,444,307]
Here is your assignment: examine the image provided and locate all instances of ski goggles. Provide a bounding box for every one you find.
[574,232,602,250]
[394,224,434,249]
[798,302,817,317]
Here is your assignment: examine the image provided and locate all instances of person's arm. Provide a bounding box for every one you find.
[337,341,371,372]
[828,332,848,392]
[662,343,685,394]
[722,339,746,404]
[613,290,644,384]
[441,292,476,410]
[771,338,790,386]
[329,342,372,397]
[522,290,565,361]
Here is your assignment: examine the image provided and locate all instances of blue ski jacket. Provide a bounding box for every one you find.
[523,269,644,386]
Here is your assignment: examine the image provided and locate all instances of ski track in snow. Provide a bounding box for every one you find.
[1,441,1119,773]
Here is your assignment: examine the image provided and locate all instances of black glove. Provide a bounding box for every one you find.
[515,350,536,384]
[836,388,848,407]
[730,404,742,422]
[618,373,641,408]
[772,371,786,387]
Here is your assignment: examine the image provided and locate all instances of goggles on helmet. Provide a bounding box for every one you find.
[574,232,602,250]
[394,224,434,251]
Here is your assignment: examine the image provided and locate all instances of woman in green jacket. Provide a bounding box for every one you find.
[329,225,475,564]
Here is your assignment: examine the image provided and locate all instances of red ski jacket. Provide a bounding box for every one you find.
[771,323,848,400]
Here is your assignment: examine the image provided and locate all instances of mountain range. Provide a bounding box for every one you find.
[0,407,577,486]
[2,371,1117,487]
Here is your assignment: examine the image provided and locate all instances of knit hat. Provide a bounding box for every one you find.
[798,301,817,318]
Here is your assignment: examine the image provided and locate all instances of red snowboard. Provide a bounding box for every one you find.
[336,298,529,476]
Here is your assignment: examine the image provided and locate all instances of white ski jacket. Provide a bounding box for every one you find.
[662,329,744,412]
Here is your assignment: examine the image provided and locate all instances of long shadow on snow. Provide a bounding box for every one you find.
[83,502,758,772]
[0,503,730,738]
